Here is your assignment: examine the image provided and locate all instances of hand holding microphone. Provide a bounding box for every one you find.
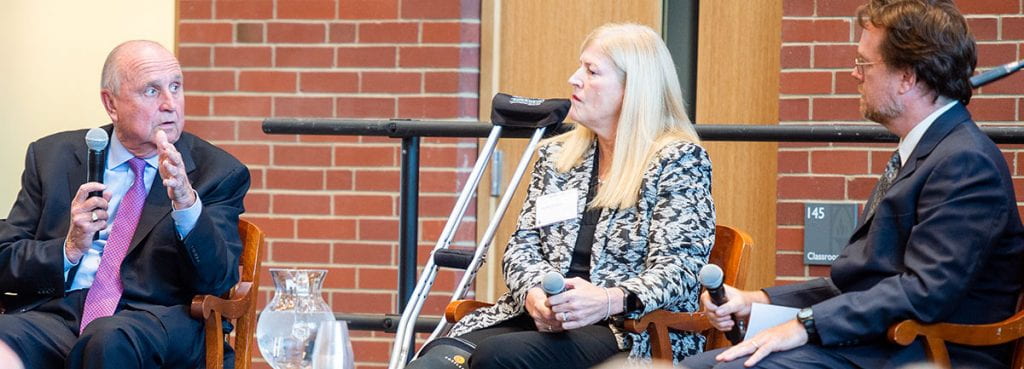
[545,272,621,330]
[525,271,566,332]
[698,264,747,345]
[66,128,112,263]
[541,271,565,295]
[85,128,108,198]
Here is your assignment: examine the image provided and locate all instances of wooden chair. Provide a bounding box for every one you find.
[620,225,753,360]
[445,224,754,362]
[887,292,1024,369]
[190,219,265,369]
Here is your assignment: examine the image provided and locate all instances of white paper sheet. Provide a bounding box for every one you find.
[744,303,801,340]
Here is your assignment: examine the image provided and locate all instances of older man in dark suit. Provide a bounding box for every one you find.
[0,40,249,369]
[683,1,1024,368]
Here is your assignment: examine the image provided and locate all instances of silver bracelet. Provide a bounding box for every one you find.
[603,287,612,319]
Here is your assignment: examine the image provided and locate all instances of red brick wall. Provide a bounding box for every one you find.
[177,1,480,367]
[778,0,1024,284]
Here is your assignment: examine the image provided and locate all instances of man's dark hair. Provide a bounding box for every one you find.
[857,0,977,104]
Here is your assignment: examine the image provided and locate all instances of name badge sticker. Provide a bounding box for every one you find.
[534,189,580,228]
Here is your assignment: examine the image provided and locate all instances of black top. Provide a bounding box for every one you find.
[565,149,603,281]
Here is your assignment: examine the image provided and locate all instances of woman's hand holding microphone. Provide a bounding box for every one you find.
[528,272,626,331]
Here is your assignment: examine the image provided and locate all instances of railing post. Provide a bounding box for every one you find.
[399,136,420,363]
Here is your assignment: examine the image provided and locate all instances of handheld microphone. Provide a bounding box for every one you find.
[698,264,745,345]
[971,59,1024,88]
[85,128,109,198]
[541,271,565,295]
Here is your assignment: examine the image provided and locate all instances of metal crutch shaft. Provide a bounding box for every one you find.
[425,126,548,342]
[386,126,504,369]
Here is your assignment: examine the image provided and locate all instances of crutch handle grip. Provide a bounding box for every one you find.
[434,249,475,270]
[491,93,571,129]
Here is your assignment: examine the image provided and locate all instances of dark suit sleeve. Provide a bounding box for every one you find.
[811,149,1011,346]
[763,278,842,308]
[179,163,250,296]
[0,142,68,299]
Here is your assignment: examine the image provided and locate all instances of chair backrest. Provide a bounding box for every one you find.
[193,219,265,369]
[704,225,753,350]
[230,219,264,369]
[1014,292,1024,369]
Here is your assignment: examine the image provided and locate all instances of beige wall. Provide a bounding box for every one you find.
[0,1,175,216]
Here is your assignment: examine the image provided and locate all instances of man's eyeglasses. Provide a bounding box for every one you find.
[854,57,880,75]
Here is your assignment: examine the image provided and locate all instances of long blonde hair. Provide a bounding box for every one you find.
[552,23,700,209]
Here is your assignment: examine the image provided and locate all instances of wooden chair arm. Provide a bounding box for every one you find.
[190,281,255,320]
[887,310,1024,369]
[621,310,711,362]
[888,309,1024,347]
[445,300,494,323]
[622,310,713,333]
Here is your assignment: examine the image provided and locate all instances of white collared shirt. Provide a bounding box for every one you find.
[897,101,958,166]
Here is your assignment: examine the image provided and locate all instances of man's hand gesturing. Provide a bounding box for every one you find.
[155,129,195,210]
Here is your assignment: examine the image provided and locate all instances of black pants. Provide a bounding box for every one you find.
[680,346,856,369]
[0,289,206,369]
[458,314,621,369]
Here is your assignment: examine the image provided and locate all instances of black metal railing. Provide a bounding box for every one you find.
[262,118,1024,331]
[265,118,1024,143]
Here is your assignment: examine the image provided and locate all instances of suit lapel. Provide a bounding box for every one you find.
[128,176,171,252]
[67,146,88,200]
[127,133,197,253]
[891,104,970,185]
[852,104,970,235]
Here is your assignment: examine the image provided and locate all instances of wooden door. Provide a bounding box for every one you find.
[475,0,781,299]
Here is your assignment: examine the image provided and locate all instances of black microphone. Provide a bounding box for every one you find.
[541,271,565,295]
[698,264,745,345]
[85,128,109,198]
[971,59,1024,88]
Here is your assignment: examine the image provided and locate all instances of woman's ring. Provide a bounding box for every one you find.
[750,340,760,349]
[90,211,99,222]
[562,312,571,321]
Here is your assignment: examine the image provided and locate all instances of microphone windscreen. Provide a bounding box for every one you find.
[698,264,724,289]
[541,271,564,295]
[85,128,109,151]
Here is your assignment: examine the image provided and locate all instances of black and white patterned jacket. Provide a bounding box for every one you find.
[450,138,716,364]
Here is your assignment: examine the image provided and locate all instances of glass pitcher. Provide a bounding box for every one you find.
[256,269,336,369]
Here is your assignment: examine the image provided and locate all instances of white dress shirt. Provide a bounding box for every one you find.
[897,101,958,166]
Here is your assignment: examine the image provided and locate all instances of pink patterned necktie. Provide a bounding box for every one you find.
[80,157,148,334]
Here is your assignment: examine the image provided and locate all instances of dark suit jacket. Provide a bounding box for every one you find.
[765,104,1024,368]
[0,126,249,323]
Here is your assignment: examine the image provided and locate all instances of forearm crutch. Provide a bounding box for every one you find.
[386,93,570,369]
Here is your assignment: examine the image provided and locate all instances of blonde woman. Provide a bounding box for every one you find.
[449,23,715,367]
